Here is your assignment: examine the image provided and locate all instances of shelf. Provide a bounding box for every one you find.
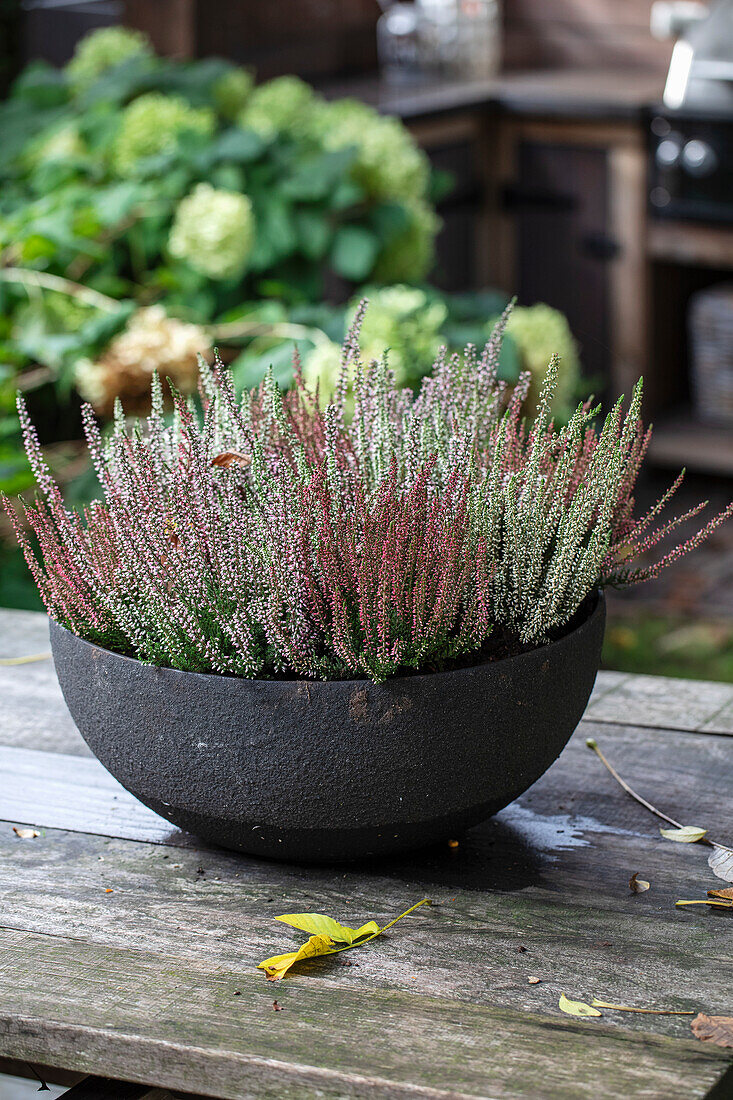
[648,222,733,269]
[648,414,733,476]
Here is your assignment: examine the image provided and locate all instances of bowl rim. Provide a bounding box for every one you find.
[50,588,605,691]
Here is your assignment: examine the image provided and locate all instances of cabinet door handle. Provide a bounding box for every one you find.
[580,232,621,261]
[501,184,578,212]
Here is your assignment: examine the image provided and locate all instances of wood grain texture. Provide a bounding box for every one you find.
[584,674,733,733]
[1,723,733,1030]
[0,929,728,1100]
[1,608,733,1096]
[0,609,87,756]
[0,746,186,845]
[502,0,673,75]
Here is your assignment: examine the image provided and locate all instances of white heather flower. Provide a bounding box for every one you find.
[74,306,211,416]
[168,183,255,280]
[505,304,581,420]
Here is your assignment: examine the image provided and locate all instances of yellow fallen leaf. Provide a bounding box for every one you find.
[257,898,431,981]
[275,913,379,944]
[12,826,39,839]
[629,872,650,893]
[676,899,733,910]
[258,934,335,981]
[591,999,694,1015]
[660,825,707,843]
[559,994,602,1017]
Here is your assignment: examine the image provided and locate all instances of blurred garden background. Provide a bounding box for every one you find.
[1,0,733,682]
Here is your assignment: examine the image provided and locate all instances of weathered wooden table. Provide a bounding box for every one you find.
[1,607,732,1100]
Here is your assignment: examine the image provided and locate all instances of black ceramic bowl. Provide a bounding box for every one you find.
[50,593,605,862]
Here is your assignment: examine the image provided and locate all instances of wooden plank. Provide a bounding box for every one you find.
[0,929,728,1100]
[584,674,733,733]
[608,138,650,404]
[1,722,732,1034]
[0,746,188,846]
[647,416,733,479]
[0,609,88,757]
[648,223,733,270]
[1,812,732,1036]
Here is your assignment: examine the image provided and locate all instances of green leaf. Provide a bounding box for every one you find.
[295,208,332,261]
[12,62,70,109]
[369,201,410,242]
[281,148,357,202]
[213,127,266,164]
[330,225,379,281]
[559,994,602,1018]
[659,825,708,843]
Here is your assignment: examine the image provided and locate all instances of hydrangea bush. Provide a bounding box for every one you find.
[0,26,439,448]
[6,307,731,683]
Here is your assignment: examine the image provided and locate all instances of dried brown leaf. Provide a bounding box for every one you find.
[708,844,733,884]
[691,1013,733,1048]
[708,887,733,900]
[629,872,650,893]
[211,451,252,469]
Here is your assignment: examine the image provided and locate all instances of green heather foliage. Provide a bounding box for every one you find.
[5,306,732,682]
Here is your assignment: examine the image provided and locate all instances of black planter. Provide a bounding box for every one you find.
[50,594,606,862]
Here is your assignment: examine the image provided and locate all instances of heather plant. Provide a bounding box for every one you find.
[6,306,732,683]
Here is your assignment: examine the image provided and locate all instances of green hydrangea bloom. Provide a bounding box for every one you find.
[239,76,315,138]
[212,67,254,120]
[301,339,343,403]
[354,285,447,385]
[505,303,581,420]
[113,93,215,176]
[168,183,255,280]
[25,123,85,168]
[372,199,440,284]
[312,98,430,203]
[66,26,153,92]
[303,288,447,401]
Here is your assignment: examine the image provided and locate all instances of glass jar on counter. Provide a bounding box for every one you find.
[416,0,500,79]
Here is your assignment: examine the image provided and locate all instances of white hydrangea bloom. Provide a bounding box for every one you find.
[168,183,255,280]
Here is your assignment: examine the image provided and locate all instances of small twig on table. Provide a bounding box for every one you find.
[585,738,733,858]
[0,651,51,666]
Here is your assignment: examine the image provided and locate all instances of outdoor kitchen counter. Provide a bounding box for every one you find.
[0,607,732,1100]
[323,68,667,122]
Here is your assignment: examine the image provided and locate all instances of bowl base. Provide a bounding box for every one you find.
[138,792,518,862]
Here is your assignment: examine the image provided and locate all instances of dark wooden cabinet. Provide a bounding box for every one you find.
[511,139,611,383]
[489,118,649,404]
